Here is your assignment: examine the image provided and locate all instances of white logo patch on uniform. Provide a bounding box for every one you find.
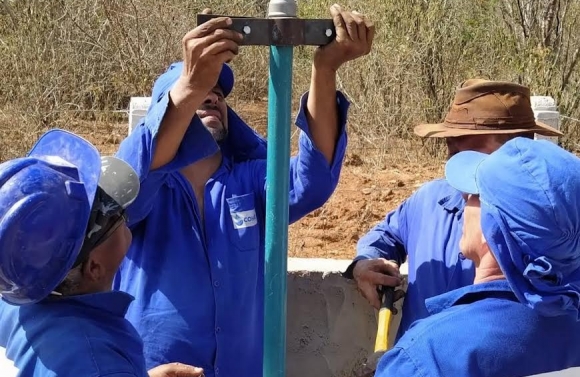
[231,209,258,229]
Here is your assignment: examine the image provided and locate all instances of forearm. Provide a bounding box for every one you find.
[305,65,339,164]
[151,80,207,170]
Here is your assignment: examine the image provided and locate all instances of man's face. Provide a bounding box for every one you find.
[459,194,485,263]
[196,85,228,142]
[445,132,535,159]
[445,135,503,159]
[91,213,132,275]
[79,212,132,292]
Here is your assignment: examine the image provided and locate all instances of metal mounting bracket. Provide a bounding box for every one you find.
[196,14,336,46]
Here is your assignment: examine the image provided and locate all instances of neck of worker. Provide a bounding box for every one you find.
[55,274,116,298]
[180,150,223,191]
[473,248,506,284]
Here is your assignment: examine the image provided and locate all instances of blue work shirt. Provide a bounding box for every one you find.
[376,280,580,377]
[0,291,148,377]
[349,179,474,341]
[114,89,349,377]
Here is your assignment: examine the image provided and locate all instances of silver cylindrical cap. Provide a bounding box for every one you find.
[267,0,297,18]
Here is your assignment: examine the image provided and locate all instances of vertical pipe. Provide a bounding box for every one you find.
[263,44,293,377]
[264,1,297,375]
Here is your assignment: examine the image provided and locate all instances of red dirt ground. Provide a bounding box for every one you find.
[78,100,443,260]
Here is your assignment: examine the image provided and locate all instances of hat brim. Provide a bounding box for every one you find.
[28,129,102,208]
[28,130,139,212]
[414,120,563,138]
[444,150,488,195]
[151,62,234,104]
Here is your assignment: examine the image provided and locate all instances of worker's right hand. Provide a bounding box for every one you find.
[148,362,205,377]
[175,8,243,97]
[353,259,404,310]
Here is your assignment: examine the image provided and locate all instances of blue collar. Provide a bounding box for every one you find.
[45,290,134,317]
[218,106,267,165]
[215,147,234,172]
[426,280,516,315]
[437,182,465,212]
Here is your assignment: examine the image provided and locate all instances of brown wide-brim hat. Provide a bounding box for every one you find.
[414,79,563,138]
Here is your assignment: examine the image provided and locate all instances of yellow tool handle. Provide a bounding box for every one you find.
[374,286,395,352]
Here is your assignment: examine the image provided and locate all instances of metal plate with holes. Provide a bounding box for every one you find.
[196,14,335,46]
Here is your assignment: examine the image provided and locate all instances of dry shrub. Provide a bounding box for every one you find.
[1,0,580,162]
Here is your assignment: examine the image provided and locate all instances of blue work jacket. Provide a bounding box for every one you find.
[350,179,475,341]
[376,280,580,377]
[114,88,349,377]
[0,291,148,377]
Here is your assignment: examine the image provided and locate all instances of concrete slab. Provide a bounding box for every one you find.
[286,258,408,377]
[288,258,409,276]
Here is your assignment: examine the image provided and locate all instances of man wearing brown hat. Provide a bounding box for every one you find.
[343,79,562,343]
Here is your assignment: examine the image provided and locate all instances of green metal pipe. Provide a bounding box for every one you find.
[263,44,293,377]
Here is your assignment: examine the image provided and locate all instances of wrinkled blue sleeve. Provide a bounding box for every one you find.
[253,91,349,223]
[343,199,409,278]
[115,91,219,226]
[355,199,409,265]
[375,347,426,377]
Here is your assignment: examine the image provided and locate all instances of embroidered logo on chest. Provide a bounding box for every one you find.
[230,209,258,229]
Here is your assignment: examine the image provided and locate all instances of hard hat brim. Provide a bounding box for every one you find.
[27,130,140,212]
[28,129,102,210]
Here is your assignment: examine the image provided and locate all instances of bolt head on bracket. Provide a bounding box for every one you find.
[196,14,335,46]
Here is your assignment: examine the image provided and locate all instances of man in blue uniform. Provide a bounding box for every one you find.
[344,79,563,341]
[113,5,375,377]
[0,130,203,377]
[376,137,580,376]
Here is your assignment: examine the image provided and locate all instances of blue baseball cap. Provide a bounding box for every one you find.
[150,61,234,106]
[0,129,140,305]
[445,137,580,319]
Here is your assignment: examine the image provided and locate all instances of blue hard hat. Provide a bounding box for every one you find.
[149,62,234,108]
[0,129,140,305]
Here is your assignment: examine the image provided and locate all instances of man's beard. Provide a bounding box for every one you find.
[206,126,228,142]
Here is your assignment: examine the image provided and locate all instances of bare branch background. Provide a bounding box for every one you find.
[2,0,580,257]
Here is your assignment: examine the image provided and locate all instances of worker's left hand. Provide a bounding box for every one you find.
[313,4,375,72]
[148,362,204,377]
